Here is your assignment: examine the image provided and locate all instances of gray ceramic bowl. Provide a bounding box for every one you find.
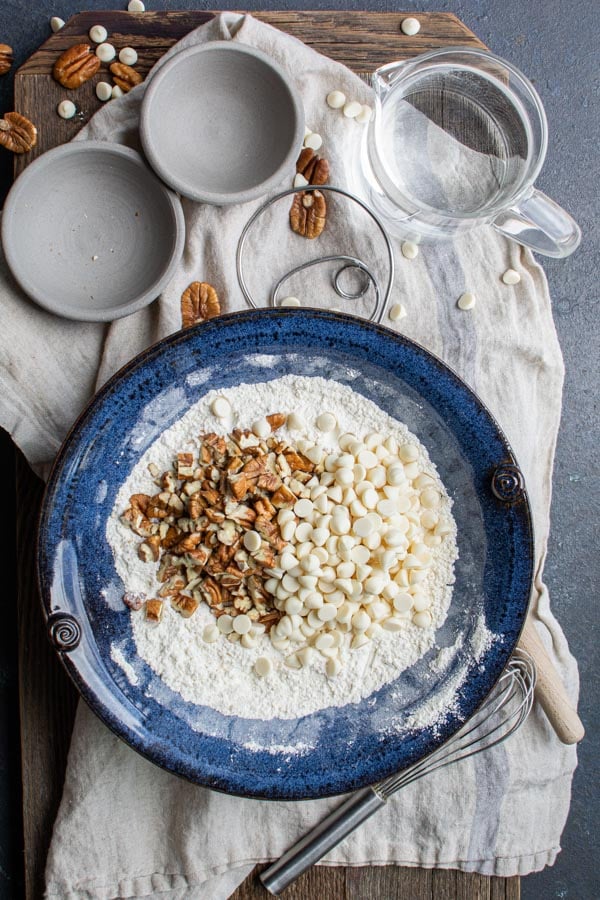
[140,41,305,205]
[1,142,185,322]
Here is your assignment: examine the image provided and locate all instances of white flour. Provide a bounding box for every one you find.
[107,375,459,720]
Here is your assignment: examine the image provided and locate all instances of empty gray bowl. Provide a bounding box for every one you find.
[1,141,185,322]
[140,41,305,205]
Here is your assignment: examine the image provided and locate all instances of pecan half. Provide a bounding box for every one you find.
[0,44,13,76]
[296,147,329,185]
[0,112,37,154]
[53,44,100,89]
[290,190,327,239]
[181,282,221,328]
[110,61,144,93]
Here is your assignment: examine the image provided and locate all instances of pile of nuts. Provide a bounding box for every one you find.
[122,412,454,678]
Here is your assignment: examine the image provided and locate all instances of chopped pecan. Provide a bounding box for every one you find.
[200,577,222,607]
[109,61,143,93]
[188,495,205,519]
[254,496,277,519]
[181,282,221,328]
[258,611,282,632]
[138,535,160,562]
[158,575,186,597]
[271,484,296,508]
[171,593,200,618]
[123,591,145,611]
[200,487,221,507]
[0,112,37,153]
[177,452,195,480]
[205,508,225,524]
[254,545,276,567]
[266,413,287,431]
[290,190,327,239]
[255,516,286,552]
[0,45,13,76]
[145,599,164,623]
[283,449,314,473]
[160,525,181,549]
[53,44,100,89]
[233,595,252,612]
[225,502,256,527]
[185,545,212,567]
[217,520,237,546]
[172,532,203,553]
[228,472,249,500]
[257,473,282,493]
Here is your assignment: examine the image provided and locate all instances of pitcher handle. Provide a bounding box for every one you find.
[492,188,581,258]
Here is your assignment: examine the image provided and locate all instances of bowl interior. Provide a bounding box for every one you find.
[142,44,302,199]
[3,144,181,318]
[38,311,533,800]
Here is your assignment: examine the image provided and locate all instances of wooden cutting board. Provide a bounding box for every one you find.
[13,11,519,900]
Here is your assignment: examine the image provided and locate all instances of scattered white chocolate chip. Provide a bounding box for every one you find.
[243,530,262,553]
[304,132,323,151]
[211,395,231,418]
[57,100,76,119]
[316,412,337,432]
[401,17,421,35]
[326,90,346,109]
[326,657,342,677]
[413,610,432,628]
[287,412,306,431]
[457,291,476,311]
[217,614,234,634]
[389,302,407,322]
[343,100,362,119]
[202,624,219,643]
[89,24,108,43]
[128,0,145,10]
[356,105,373,124]
[111,85,124,99]
[96,42,116,62]
[280,296,301,308]
[303,124,312,138]
[502,268,521,285]
[254,656,273,677]
[50,16,65,32]
[294,173,309,188]
[95,81,112,102]
[401,241,419,259]
[119,46,138,65]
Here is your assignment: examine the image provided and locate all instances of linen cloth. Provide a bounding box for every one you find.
[0,13,579,897]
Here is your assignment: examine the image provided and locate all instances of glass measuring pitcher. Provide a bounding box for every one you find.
[353,47,581,258]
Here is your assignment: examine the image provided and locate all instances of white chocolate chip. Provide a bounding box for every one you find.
[502,268,521,285]
[326,90,346,109]
[413,610,432,628]
[233,614,252,635]
[356,104,373,124]
[119,46,138,66]
[280,296,301,307]
[128,0,145,10]
[211,395,231,418]
[457,292,476,311]
[89,24,108,43]
[254,656,273,676]
[399,443,419,463]
[294,498,314,519]
[304,132,323,151]
[294,173,309,188]
[50,16,65,32]
[251,417,270,439]
[287,412,306,431]
[57,100,76,119]
[243,530,262,553]
[217,614,234,635]
[343,100,362,118]
[202,623,219,643]
[401,241,419,259]
[111,85,124,99]
[325,656,342,677]
[96,42,116,62]
[389,303,407,322]
[316,412,337,432]
[95,81,112,102]
[401,17,421,35]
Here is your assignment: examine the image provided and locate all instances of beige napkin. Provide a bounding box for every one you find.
[0,13,579,898]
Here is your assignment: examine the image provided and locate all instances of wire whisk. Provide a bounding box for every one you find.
[261,652,536,895]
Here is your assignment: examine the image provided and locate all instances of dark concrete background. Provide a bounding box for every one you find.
[0,1,597,898]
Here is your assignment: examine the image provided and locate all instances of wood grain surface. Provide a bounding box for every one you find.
[13,10,515,899]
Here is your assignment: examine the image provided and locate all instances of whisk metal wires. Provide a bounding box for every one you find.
[236,185,395,322]
[261,651,536,896]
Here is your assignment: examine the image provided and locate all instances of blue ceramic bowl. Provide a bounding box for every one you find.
[38,310,533,800]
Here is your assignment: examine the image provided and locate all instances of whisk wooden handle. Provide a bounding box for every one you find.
[518,618,584,745]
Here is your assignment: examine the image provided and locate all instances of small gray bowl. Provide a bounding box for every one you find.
[140,41,305,205]
[1,141,185,322]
